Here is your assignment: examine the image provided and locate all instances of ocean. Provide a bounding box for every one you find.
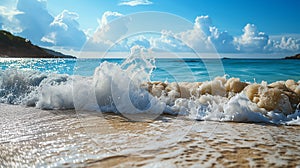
[1,57,300,167]
[2,58,300,83]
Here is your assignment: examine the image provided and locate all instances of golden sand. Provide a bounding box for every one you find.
[1,104,300,167]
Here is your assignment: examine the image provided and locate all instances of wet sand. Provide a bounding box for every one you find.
[1,104,299,167]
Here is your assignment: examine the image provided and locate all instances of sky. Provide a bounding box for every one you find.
[0,0,300,58]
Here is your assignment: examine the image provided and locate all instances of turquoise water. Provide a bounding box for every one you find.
[1,58,299,83]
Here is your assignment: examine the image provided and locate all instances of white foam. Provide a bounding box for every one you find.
[222,93,269,122]
[285,110,300,125]
[1,47,300,124]
[93,61,165,116]
[1,67,300,124]
[36,80,74,110]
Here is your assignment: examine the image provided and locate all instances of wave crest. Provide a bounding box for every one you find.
[0,60,299,124]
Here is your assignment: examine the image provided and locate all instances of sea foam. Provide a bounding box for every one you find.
[0,47,300,124]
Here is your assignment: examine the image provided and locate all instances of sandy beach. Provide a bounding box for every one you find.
[1,0,300,167]
[1,104,299,167]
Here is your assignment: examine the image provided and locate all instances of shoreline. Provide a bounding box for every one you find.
[1,104,299,167]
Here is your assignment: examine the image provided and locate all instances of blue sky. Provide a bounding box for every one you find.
[47,0,300,36]
[0,0,300,57]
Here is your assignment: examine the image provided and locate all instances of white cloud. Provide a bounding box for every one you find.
[2,0,299,56]
[278,37,300,51]
[267,36,300,52]
[42,10,86,48]
[0,0,87,50]
[99,11,123,27]
[175,16,212,52]
[171,17,300,54]
[194,15,212,35]
[150,30,191,52]
[14,0,53,43]
[85,11,129,51]
[0,5,23,33]
[209,27,235,52]
[234,24,269,52]
[0,6,23,21]
[127,35,150,48]
[85,13,300,55]
[0,0,86,49]
[232,24,300,54]
[41,32,56,44]
[175,15,235,53]
[118,0,153,6]
[50,10,79,31]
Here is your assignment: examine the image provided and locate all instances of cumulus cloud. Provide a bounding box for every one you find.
[175,16,213,52]
[0,0,86,50]
[85,11,129,51]
[175,15,235,53]
[118,0,153,6]
[50,10,79,31]
[267,37,300,52]
[41,10,86,48]
[85,13,300,55]
[0,3,23,33]
[1,0,300,55]
[15,0,53,43]
[150,30,191,52]
[171,16,299,54]
[100,11,123,26]
[128,35,150,48]
[232,24,300,54]
[234,24,269,52]
[209,27,235,53]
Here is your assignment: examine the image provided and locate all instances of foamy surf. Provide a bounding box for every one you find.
[145,78,300,125]
[0,66,299,125]
[0,47,299,124]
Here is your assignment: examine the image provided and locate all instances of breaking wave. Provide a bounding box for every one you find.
[0,48,299,125]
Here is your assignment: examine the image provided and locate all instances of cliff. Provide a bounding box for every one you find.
[0,30,75,58]
[285,53,300,59]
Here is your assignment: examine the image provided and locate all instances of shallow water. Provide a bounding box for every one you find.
[1,104,299,167]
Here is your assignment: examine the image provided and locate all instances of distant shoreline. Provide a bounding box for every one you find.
[284,53,300,59]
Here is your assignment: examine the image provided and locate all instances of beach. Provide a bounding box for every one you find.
[1,104,299,167]
[1,58,300,167]
[1,1,300,166]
